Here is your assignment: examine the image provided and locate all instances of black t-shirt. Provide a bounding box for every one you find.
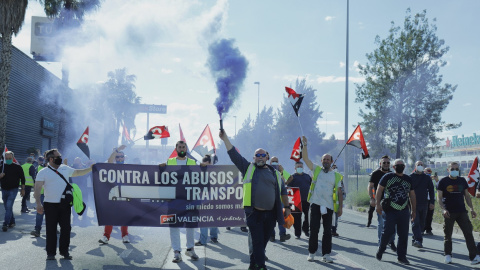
[370,169,391,191]
[0,163,25,190]
[379,172,413,211]
[438,176,469,213]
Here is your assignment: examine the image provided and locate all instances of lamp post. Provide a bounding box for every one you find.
[254,82,260,117]
[344,0,350,183]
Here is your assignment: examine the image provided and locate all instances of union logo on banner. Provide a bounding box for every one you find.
[161,214,176,224]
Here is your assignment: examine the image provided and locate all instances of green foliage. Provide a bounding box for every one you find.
[346,190,370,208]
[355,9,460,163]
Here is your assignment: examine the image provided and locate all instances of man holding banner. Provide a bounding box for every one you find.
[219,130,290,270]
[286,161,312,239]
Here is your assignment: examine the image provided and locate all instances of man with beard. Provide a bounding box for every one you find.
[219,131,290,270]
[368,156,396,251]
[159,140,199,263]
[301,136,343,263]
[375,159,416,265]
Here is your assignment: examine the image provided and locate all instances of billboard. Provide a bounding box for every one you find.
[30,16,59,62]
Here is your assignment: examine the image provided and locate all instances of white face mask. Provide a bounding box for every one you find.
[296,168,303,174]
[271,162,279,165]
[450,170,459,178]
[416,165,424,172]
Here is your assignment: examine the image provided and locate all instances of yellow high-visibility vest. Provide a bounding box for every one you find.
[307,165,343,212]
[21,163,34,186]
[242,164,282,207]
[166,158,196,165]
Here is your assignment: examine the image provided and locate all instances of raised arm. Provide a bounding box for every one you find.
[301,136,314,171]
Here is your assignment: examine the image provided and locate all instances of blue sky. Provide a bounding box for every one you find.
[12,0,479,150]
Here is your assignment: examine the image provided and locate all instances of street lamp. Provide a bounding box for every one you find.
[254,82,260,117]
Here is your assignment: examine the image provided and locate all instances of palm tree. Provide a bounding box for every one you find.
[0,0,28,148]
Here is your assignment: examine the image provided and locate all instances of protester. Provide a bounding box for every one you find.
[20,157,37,213]
[34,149,93,260]
[31,156,46,237]
[269,156,291,242]
[438,161,480,265]
[286,161,312,239]
[159,140,199,263]
[331,172,345,237]
[220,130,290,270]
[375,159,416,265]
[423,167,438,235]
[0,151,25,231]
[302,136,343,263]
[99,146,130,244]
[409,160,434,248]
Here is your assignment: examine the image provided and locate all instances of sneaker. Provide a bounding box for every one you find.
[412,241,423,248]
[46,255,55,260]
[295,235,301,239]
[389,242,397,252]
[322,254,333,263]
[280,234,291,242]
[210,237,218,243]
[60,253,72,260]
[21,209,30,213]
[471,255,480,265]
[397,258,410,265]
[98,236,109,244]
[2,226,7,232]
[307,253,315,262]
[444,255,452,264]
[240,227,249,233]
[172,251,182,263]
[8,223,15,228]
[269,235,275,242]
[195,241,204,246]
[122,235,130,243]
[376,249,383,261]
[185,249,199,260]
[425,231,433,236]
[366,222,371,227]
[30,230,40,237]
[332,232,339,237]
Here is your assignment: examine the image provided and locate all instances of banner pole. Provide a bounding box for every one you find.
[333,143,347,166]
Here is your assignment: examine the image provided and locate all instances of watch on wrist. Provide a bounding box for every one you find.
[284,206,290,209]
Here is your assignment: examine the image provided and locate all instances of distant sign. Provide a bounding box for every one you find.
[137,104,167,114]
[30,16,58,61]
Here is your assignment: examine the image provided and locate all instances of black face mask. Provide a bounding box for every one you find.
[394,165,405,174]
[54,157,63,166]
[177,151,187,158]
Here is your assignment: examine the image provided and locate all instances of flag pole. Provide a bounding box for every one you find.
[296,116,305,137]
[332,143,348,166]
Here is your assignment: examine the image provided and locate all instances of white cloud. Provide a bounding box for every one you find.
[464,103,472,107]
[339,62,345,68]
[161,68,173,74]
[173,57,182,62]
[325,16,336,21]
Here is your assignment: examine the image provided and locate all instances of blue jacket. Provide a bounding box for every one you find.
[410,172,435,206]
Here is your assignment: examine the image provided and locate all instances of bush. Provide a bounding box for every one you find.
[346,190,370,207]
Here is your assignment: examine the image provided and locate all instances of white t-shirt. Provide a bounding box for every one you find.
[36,164,75,203]
[309,164,336,210]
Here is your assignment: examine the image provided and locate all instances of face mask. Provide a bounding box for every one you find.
[426,174,431,177]
[54,157,63,165]
[271,162,279,165]
[116,161,124,164]
[416,165,424,172]
[296,168,303,174]
[5,160,12,165]
[394,165,405,174]
[450,170,459,178]
[177,151,187,158]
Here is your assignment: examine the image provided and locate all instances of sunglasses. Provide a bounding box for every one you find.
[255,153,267,158]
[450,168,459,171]
[116,156,125,158]
[382,162,390,164]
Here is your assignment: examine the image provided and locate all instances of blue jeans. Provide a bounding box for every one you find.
[379,208,410,260]
[2,188,18,226]
[412,204,428,243]
[377,211,395,244]
[35,194,45,232]
[246,209,276,268]
[199,227,219,244]
[271,223,286,237]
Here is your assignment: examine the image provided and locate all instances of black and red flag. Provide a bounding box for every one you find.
[290,137,303,162]
[192,125,216,158]
[285,87,304,117]
[144,126,170,140]
[346,125,370,159]
[76,127,90,159]
[467,157,479,196]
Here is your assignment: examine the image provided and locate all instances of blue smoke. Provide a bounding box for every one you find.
[207,38,249,116]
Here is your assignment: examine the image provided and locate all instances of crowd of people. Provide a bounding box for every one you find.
[1,132,480,269]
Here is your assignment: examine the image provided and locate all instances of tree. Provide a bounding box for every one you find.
[355,9,460,164]
[0,0,28,149]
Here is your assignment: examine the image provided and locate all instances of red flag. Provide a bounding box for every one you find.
[467,157,479,196]
[285,87,304,117]
[346,125,370,159]
[122,122,133,143]
[169,124,189,158]
[76,127,90,159]
[290,137,303,162]
[287,187,302,212]
[2,145,19,164]
[192,125,216,158]
[144,126,170,140]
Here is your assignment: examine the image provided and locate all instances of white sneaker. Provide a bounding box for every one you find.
[185,249,199,260]
[172,252,182,263]
[98,236,109,244]
[471,255,480,265]
[307,253,315,262]
[444,255,452,264]
[322,254,333,263]
[122,235,130,243]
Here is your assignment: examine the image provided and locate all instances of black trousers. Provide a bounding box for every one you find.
[368,205,375,225]
[309,204,333,255]
[292,201,310,237]
[424,208,434,232]
[44,202,71,256]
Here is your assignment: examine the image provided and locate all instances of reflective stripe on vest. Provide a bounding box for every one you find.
[167,158,196,165]
[307,165,343,212]
[21,163,34,186]
[242,164,282,207]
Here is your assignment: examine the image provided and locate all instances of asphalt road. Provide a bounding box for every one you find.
[1,194,479,269]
